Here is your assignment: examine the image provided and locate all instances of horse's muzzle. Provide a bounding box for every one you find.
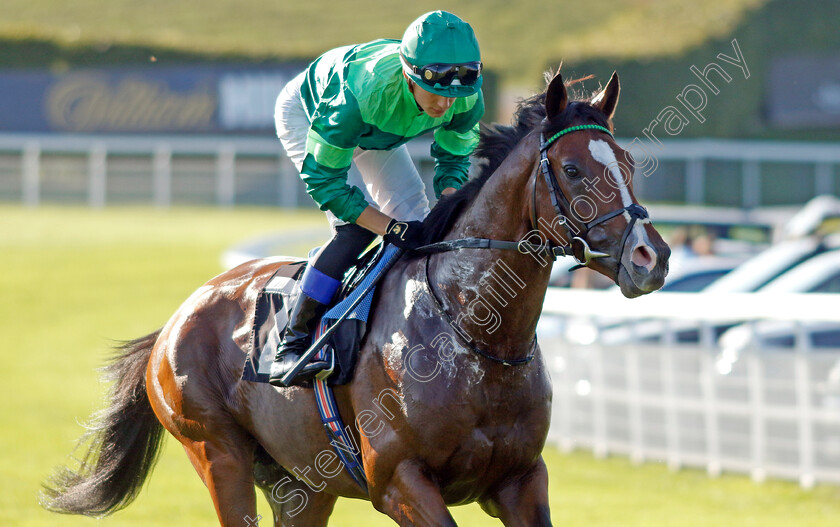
[617,228,670,298]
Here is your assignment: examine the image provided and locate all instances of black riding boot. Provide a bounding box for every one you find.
[268,292,330,387]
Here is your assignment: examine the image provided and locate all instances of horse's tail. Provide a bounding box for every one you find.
[40,329,165,517]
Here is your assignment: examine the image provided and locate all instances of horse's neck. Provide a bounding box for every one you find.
[431,134,551,357]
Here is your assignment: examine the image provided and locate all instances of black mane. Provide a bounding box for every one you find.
[420,84,611,245]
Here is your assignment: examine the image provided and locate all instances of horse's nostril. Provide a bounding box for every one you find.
[631,245,656,271]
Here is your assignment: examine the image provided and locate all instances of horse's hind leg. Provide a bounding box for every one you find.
[479,457,552,527]
[152,368,259,525]
[253,446,338,527]
[179,432,259,526]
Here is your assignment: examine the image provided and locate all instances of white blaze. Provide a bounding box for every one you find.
[587,139,653,252]
[588,139,632,207]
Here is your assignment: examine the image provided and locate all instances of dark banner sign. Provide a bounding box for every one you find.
[767,55,840,129]
[0,64,305,134]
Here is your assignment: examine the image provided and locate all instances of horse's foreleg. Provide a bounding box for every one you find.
[480,457,552,527]
[372,459,457,527]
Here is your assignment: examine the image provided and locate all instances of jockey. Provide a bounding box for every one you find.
[269,10,485,387]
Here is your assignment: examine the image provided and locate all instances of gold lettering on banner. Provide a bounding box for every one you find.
[46,75,216,132]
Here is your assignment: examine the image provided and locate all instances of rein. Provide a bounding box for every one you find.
[415,237,574,260]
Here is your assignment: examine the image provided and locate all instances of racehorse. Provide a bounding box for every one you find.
[42,70,669,526]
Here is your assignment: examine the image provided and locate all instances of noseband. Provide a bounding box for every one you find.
[535,123,649,271]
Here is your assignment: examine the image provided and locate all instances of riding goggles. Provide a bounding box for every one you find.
[403,58,482,88]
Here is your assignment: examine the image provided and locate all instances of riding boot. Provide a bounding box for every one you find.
[268,292,330,387]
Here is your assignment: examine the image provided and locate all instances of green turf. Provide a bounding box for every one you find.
[0,0,767,86]
[2,205,839,526]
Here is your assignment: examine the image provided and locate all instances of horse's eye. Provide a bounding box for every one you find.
[563,165,579,178]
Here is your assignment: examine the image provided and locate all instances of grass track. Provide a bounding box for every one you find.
[2,205,839,526]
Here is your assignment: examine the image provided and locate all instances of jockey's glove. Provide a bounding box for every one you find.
[383,219,425,250]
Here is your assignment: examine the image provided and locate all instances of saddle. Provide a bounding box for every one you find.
[242,242,390,386]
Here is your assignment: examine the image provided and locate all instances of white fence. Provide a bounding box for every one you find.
[540,290,840,488]
[0,133,433,208]
[0,133,839,209]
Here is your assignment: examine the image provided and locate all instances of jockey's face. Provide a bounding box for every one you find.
[404,74,455,118]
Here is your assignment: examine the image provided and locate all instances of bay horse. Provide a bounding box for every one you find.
[42,70,669,526]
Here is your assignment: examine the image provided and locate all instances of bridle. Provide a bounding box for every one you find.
[534,123,649,271]
[414,122,651,366]
[418,123,649,269]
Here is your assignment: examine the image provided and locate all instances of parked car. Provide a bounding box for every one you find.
[659,255,748,292]
[547,203,779,288]
[703,234,840,294]
[755,249,840,294]
[590,240,840,346]
[779,194,840,240]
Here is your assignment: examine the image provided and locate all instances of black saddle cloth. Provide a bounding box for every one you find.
[241,243,387,386]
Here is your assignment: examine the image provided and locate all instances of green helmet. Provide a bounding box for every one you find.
[400,11,483,98]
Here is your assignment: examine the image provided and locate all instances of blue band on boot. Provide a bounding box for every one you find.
[300,265,341,305]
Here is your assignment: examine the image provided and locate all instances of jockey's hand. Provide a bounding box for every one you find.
[383,219,425,250]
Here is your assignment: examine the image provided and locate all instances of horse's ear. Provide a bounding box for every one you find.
[545,69,568,120]
[591,71,620,120]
